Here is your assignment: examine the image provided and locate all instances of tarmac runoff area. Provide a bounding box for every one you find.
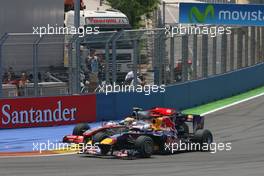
[1,86,264,175]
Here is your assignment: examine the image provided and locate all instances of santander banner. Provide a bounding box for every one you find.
[0,95,96,128]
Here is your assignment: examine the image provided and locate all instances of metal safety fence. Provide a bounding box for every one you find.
[0,26,263,98]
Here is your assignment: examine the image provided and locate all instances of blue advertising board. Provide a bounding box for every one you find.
[179,3,264,26]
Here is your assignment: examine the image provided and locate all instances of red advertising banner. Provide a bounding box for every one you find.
[0,95,96,128]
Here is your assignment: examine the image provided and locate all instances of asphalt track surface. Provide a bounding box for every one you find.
[1,95,264,176]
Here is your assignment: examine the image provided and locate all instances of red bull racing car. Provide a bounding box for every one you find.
[63,107,213,158]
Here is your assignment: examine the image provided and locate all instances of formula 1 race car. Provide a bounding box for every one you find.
[63,107,213,158]
[63,107,181,144]
[63,107,147,144]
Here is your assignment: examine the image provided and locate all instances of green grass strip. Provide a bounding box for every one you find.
[183,85,264,115]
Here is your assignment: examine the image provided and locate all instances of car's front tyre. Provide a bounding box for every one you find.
[135,136,154,158]
[73,123,90,136]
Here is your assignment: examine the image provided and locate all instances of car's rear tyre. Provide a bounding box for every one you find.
[72,123,90,136]
[135,136,153,158]
[192,129,213,152]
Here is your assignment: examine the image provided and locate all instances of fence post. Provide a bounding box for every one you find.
[250,26,256,66]
[0,37,3,98]
[170,36,175,83]
[0,33,8,98]
[71,40,77,94]
[111,30,124,84]
[237,28,243,69]
[159,34,162,85]
[69,38,81,95]
[202,34,208,77]
[0,41,3,98]
[74,0,80,28]
[221,33,227,73]
[262,27,264,62]
[32,43,38,96]
[68,41,73,94]
[0,43,2,98]
[192,34,198,79]
[154,32,162,85]
[154,33,158,85]
[182,35,188,82]
[212,35,217,75]
[162,1,166,27]
[229,29,234,71]
[157,33,164,85]
[133,40,139,86]
[105,43,110,84]
[74,0,80,93]
[256,27,261,63]
[33,36,44,96]
[77,39,82,93]
[244,27,249,67]
[161,32,167,84]
[112,39,117,84]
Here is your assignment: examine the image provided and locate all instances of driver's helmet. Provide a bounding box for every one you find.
[104,121,118,126]
[131,120,151,130]
[120,117,135,125]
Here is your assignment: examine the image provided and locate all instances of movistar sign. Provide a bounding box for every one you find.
[188,4,215,23]
[179,3,264,26]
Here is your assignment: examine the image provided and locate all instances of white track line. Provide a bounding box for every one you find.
[200,92,264,116]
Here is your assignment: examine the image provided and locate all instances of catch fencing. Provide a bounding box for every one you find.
[0,26,263,98]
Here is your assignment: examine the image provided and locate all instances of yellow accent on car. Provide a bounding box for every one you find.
[151,117,163,131]
[100,138,113,145]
